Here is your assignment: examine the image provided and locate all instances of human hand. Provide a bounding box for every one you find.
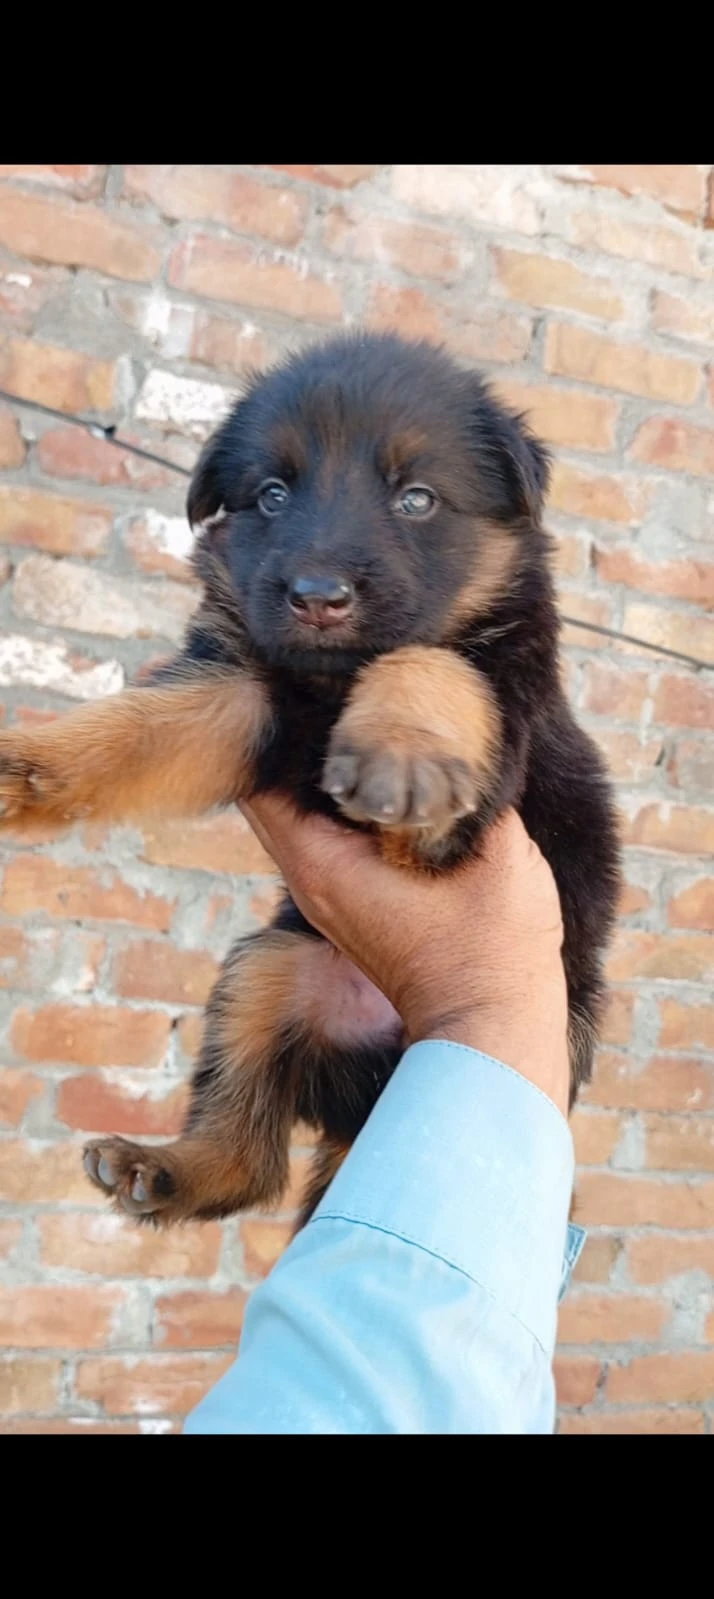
[241,799,570,1117]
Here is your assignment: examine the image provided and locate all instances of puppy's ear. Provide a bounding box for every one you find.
[497,409,551,523]
[186,402,246,529]
[472,384,551,524]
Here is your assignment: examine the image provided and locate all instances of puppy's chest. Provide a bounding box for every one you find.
[252,676,349,817]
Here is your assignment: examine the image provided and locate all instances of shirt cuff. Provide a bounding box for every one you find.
[310,1039,576,1356]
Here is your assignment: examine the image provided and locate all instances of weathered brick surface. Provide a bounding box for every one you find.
[0,164,712,1436]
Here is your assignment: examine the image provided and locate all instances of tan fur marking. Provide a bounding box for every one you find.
[381,427,429,479]
[445,522,517,631]
[340,647,500,769]
[0,672,269,834]
[210,932,308,1086]
[379,833,427,871]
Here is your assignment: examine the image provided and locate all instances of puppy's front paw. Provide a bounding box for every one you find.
[322,735,480,833]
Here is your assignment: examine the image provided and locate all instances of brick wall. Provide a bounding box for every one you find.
[0,164,712,1434]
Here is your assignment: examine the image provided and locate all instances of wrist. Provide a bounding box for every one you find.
[416,995,570,1119]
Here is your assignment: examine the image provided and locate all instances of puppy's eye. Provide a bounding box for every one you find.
[393,484,437,519]
[257,479,290,516]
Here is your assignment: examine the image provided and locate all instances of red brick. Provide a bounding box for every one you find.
[0,164,106,198]
[545,322,701,404]
[123,512,194,581]
[576,1173,714,1228]
[559,1408,705,1435]
[325,208,462,281]
[0,188,162,280]
[629,417,714,477]
[0,263,67,329]
[76,1353,231,1414]
[659,999,714,1051]
[624,804,714,856]
[154,1290,247,1349]
[0,1139,103,1204]
[0,1358,62,1415]
[571,209,703,278]
[594,547,714,608]
[586,1050,714,1112]
[189,311,271,376]
[38,1212,222,1277]
[0,634,124,703]
[651,290,714,345]
[627,1236,714,1285]
[1,856,174,929]
[141,811,275,874]
[618,881,652,916]
[0,1219,23,1261]
[606,1352,714,1404]
[549,462,654,526]
[11,1003,171,1068]
[551,532,591,580]
[0,403,25,467]
[607,929,713,983]
[0,335,115,414]
[571,1109,623,1164]
[559,592,615,651]
[491,246,623,319]
[581,660,651,721]
[0,925,52,990]
[249,879,284,926]
[35,426,177,492]
[558,1293,667,1344]
[13,552,196,643]
[112,939,218,1006]
[241,1218,293,1278]
[453,310,535,364]
[600,990,635,1046]
[573,1236,622,1285]
[668,739,714,794]
[493,377,618,452]
[590,729,663,783]
[621,602,713,669]
[169,234,342,322]
[0,1285,124,1348]
[57,1074,187,1136]
[391,165,542,234]
[366,284,444,342]
[123,166,307,246]
[668,878,714,931]
[654,674,714,730]
[0,485,111,556]
[554,1356,602,1407]
[580,165,708,220]
[268,165,378,188]
[645,1114,714,1172]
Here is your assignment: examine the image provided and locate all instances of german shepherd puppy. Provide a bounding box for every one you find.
[0,333,620,1229]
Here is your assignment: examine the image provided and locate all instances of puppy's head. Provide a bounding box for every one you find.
[188,333,550,675]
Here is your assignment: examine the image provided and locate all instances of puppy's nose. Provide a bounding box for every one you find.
[288,575,354,627]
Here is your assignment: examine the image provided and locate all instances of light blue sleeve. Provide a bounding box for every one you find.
[183,1041,583,1435]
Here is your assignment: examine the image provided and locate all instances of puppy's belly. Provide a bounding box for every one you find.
[295,942,401,1045]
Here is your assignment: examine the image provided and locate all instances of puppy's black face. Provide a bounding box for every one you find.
[188,333,550,676]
